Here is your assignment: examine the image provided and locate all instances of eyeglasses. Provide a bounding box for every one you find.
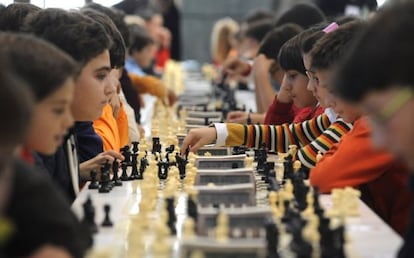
[305,70,320,85]
[375,87,414,124]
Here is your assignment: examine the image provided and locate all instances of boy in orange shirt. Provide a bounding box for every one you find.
[308,21,411,235]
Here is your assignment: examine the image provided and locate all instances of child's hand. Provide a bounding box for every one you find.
[181,127,217,154]
[227,111,248,123]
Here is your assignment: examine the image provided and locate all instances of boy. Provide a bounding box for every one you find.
[331,3,414,256]
[23,9,122,200]
[307,21,411,235]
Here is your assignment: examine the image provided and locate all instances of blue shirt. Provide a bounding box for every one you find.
[125,57,146,76]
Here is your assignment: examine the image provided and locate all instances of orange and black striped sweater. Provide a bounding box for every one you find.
[216,113,352,168]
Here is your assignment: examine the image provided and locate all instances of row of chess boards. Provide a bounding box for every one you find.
[71,151,403,258]
[72,71,402,258]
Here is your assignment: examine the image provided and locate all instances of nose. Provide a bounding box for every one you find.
[104,70,119,98]
[307,80,315,92]
[63,109,74,130]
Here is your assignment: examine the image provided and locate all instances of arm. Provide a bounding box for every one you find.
[227,111,265,124]
[309,119,392,193]
[181,114,333,153]
[252,54,276,113]
[129,73,166,99]
[297,118,352,168]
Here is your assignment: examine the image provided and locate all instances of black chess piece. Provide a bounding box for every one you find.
[81,195,98,234]
[121,145,132,165]
[289,219,312,258]
[112,158,122,186]
[88,170,99,189]
[187,194,198,222]
[101,204,113,227]
[176,153,187,179]
[152,137,161,154]
[265,218,279,258]
[166,198,176,235]
[99,164,111,193]
[132,141,139,153]
[139,154,148,178]
[312,187,325,217]
[120,162,129,181]
[129,153,139,180]
[283,155,294,181]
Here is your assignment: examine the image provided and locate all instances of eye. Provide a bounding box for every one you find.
[53,108,65,115]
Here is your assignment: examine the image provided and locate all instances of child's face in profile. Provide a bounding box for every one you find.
[26,78,74,155]
[325,92,361,123]
[360,87,414,170]
[72,50,112,121]
[284,70,316,108]
[308,68,331,108]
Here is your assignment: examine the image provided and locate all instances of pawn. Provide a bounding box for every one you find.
[101,204,113,227]
[215,211,229,243]
[182,217,196,239]
[132,141,139,153]
[120,162,129,181]
[88,170,99,189]
[81,195,98,234]
[112,158,122,186]
[316,151,323,163]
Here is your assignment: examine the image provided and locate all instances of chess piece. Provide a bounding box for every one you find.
[151,220,171,255]
[129,153,139,180]
[283,155,294,181]
[121,145,132,165]
[81,195,98,234]
[111,158,122,186]
[166,197,177,235]
[316,151,323,163]
[293,160,301,172]
[215,210,229,242]
[182,217,196,239]
[120,162,129,181]
[132,141,139,153]
[187,191,198,222]
[88,170,99,189]
[190,250,205,258]
[101,204,113,227]
[245,155,254,168]
[99,164,111,193]
[152,137,161,154]
[288,145,298,160]
[265,218,279,258]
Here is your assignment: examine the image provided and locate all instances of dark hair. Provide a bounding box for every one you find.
[136,7,161,21]
[81,8,126,68]
[335,15,360,25]
[258,23,302,60]
[275,3,326,29]
[243,8,274,25]
[244,20,274,43]
[83,3,130,49]
[0,58,33,147]
[310,21,365,72]
[22,8,112,67]
[0,3,40,32]
[0,33,79,102]
[334,3,414,102]
[128,24,154,54]
[278,26,323,75]
[301,30,325,55]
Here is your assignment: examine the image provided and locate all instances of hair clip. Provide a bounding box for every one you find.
[323,22,339,33]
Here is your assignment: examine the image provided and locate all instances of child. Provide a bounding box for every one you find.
[307,21,411,235]
[0,52,91,258]
[227,24,302,123]
[331,3,414,255]
[23,8,123,200]
[0,33,76,160]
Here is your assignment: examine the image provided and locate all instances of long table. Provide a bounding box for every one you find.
[72,180,403,258]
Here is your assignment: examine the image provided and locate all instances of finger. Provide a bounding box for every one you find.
[180,134,193,155]
[104,150,124,161]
